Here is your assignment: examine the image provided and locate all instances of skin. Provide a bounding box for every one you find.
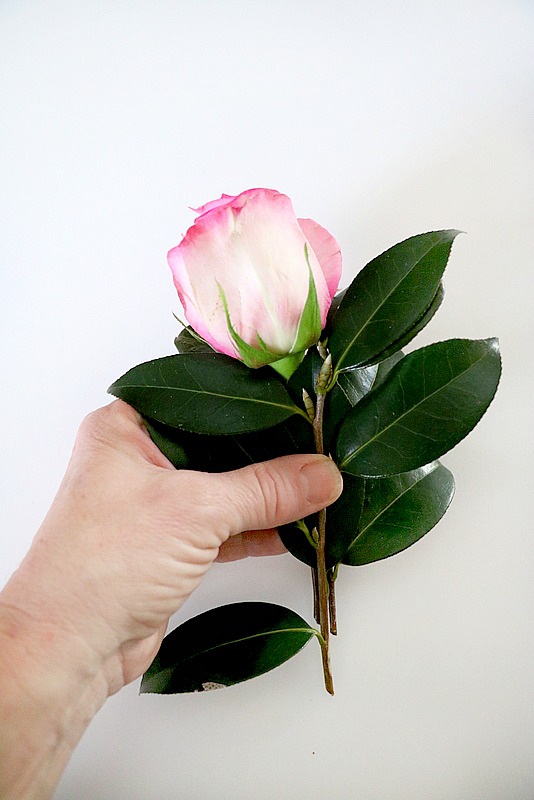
[0,400,342,799]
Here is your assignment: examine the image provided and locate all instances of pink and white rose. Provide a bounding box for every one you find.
[167,188,342,374]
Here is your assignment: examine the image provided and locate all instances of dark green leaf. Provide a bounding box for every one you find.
[145,414,314,472]
[279,473,365,569]
[336,338,501,476]
[225,415,314,465]
[278,517,317,568]
[328,231,460,372]
[324,473,366,567]
[324,353,404,451]
[372,350,405,389]
[140,602,316,694]
[174,326,215,355]
[336,364,378,404]
[343,462,455,565]
[324,366,378,451]
[333,350,404,410]
[109,353,308,435]
[370,283,444,365]
[144,419,189,468]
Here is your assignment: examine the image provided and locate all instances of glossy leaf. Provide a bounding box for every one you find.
[279,473,365,569]
[278,516,317,568]
[109,353,308,435]
[336,338,501,476]
[370,283,444,365]
[328,231,460,372]
[140,602,317,694]
[343,462,455,565]
[372,350,405,389]
[324,353,404,451]
[336,364,378,405]
[145,414,314,472]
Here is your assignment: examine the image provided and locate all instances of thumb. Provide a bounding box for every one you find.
[209,454,343,535]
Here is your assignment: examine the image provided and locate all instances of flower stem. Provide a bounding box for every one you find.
[328,569,338,635]
[311,567,320,624]
[313,388,334,695]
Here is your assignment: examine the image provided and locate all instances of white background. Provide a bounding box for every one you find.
[1,1,533,798]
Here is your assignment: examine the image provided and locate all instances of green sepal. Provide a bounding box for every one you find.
[290,244,322,354]
[269,351,306,380]
[219,284,278,369]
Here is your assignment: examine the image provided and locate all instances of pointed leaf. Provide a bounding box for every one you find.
[109,353,308,435]
[337,338,501,476]
[329,231,460,372]
[343,462,455,565]
[140,602,316,694]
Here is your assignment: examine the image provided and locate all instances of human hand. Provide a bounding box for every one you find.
[0,400,342,798]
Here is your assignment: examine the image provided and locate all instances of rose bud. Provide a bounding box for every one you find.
[167,188,342,378]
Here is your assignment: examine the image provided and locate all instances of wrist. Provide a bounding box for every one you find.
[0,588,108,799]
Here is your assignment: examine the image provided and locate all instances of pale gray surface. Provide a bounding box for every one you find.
[1,1,533,798]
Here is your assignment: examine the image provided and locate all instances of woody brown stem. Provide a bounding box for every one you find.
[313,389,334,695]
[328,569,338,635]
[311,567,320,624]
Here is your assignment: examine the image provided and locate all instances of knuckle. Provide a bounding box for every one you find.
[248,461,285,522]
[76,402,136,448]
[75,406,111,444]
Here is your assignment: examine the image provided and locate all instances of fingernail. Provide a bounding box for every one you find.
[300,457,343,506]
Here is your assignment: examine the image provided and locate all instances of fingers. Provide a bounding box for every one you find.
[208,454,343,536]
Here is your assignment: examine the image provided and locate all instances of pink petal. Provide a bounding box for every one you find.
[193,188,282,221]
[167,242,238,358]
[298,218,342,301]
[192,194,235,219]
